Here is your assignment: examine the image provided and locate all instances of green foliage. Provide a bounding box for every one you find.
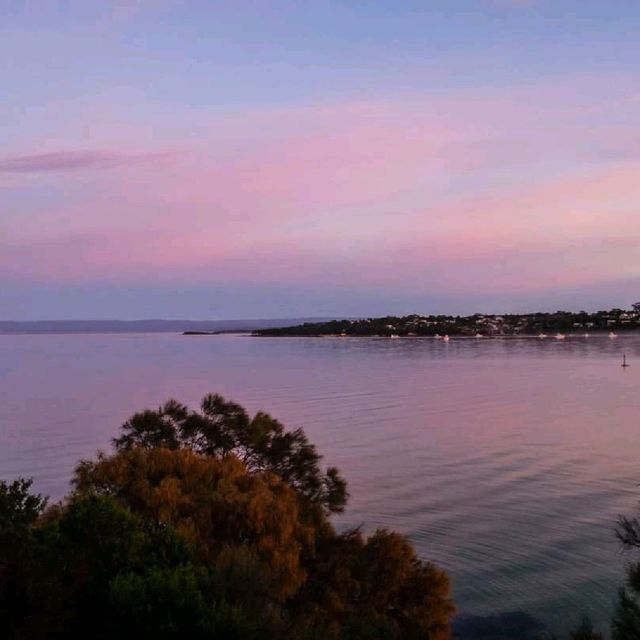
[113,394,348,516]
[0,394,454,639]
[0,490,261,640]
[290,528,453,640]
[0,479,48,637]
[253,306,640,337]
[612,512,640,639]
[0,479,46,532]
[74,447,316,602]
[612,588,640,640]
[108,567,265,640]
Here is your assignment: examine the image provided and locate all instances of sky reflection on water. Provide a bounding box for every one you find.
[1,333,639,636]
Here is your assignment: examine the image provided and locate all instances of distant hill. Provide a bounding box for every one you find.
[0,318,337,335]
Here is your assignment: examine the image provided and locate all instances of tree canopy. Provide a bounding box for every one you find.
[74,447,315,602]
[112,394,348,517]
[0,393,454,640]
[611,511,640,640]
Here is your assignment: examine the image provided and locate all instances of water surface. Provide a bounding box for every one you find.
[2,333,639,636]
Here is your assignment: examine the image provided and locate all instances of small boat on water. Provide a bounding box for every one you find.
[390,334,399,339]
[622,353,630,368]
[443,335,450,342]
[583,333,590,338]
[555,333,566,340]
[434,334,442,339]
[538,333,547,339]
[609,331,617,338]
[475,333,483,338]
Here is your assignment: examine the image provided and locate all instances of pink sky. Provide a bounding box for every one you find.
[2,2,640,318]
[5,82,640,292]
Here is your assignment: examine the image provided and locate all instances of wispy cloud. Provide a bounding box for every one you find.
[3,75,640,312]
[0,150,174,174]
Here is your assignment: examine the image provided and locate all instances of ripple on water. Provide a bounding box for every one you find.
[2,333,640,636]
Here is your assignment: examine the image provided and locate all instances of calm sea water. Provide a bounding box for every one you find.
[2,332,640,636]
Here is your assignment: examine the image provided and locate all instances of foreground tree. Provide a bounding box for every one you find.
[0,394,454,639]
[0,480,48,636]
[74,447,316,604]
[290,528,453,639]
[0,483,262,640]
[112,394,348,517]
[612,512,640,639]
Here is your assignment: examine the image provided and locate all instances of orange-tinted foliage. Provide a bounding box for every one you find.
[74,447,317,601]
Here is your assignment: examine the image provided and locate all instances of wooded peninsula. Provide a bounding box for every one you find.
[253,305,640,338]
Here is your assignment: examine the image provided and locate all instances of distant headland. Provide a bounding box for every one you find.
[253,304,640,338]
[0,318,333,335]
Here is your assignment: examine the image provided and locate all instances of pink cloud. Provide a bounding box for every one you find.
[0,149,176,173]
[7,158,640,298]
[4,74,640,300]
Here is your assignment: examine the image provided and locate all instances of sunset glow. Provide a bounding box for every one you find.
[2,1,640,318]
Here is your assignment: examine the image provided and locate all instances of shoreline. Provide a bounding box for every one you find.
[249,332,639,339]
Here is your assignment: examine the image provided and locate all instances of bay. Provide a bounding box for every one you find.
[2,332,639,636]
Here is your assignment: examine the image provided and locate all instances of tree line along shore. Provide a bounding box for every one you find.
[252,305,640,338]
